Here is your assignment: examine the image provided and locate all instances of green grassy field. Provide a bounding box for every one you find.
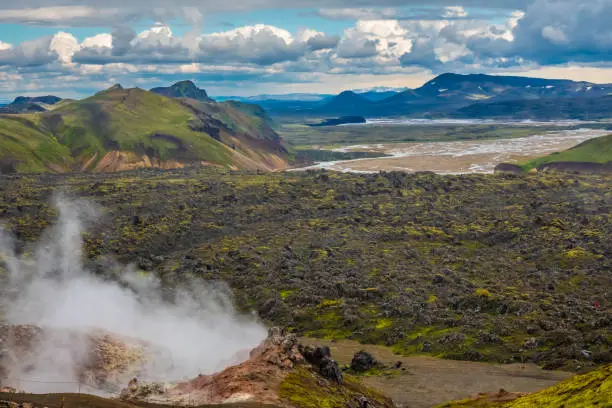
[524,134,612,170]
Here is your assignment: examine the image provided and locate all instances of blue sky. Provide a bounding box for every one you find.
[0,1,611,99]
[0,8,357,43]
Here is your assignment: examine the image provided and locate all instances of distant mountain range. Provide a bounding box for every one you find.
[213,88,408,113]
[240,73,612,120]
[215,93,332,102]
[455,95,612,120]
[0,82,289,174]
[0,95,64,114]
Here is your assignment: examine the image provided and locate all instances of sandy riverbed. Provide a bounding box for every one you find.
[301,338,572,408]
[298,128,610,174]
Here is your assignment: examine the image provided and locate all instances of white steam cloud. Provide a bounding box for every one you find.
[0,196,267,393]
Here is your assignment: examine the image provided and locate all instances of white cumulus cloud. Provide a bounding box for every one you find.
[442,6,468,18]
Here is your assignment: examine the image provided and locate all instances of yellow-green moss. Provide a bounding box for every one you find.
[280,290,294,300]
[319,299,344,308]
[279,366,394,408]
[507,364,611,407]
[436,364,612,408]
[375,318,393,330]
[475,288,492,298]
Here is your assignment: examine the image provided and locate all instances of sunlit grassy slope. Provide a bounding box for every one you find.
[525,134,612,170]
[437,364,611,407]
[0,86,287,173]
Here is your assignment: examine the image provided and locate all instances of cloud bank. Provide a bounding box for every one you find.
[0,0,611,97]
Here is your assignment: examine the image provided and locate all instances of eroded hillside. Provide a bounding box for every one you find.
[0,86,289,173]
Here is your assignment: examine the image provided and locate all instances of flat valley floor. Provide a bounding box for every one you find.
[302,339,572,408]
[295,128,609,173]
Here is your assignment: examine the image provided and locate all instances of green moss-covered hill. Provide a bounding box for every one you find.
[523,134,612,171]
[1,169,610,373]
[0,85,289,173]
[437,363,611,407]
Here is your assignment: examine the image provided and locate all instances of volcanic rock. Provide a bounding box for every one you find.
[120,328,393,407]
[351,351,378,373]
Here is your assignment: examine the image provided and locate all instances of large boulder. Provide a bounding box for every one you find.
[319,357,343,383]
[300,345,343,383]
[351,351,378,373]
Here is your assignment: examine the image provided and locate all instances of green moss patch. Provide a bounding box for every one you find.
[279,366,395,408]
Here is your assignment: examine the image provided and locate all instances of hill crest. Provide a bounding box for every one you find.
[0,85,289,173]
[151,80,213,103]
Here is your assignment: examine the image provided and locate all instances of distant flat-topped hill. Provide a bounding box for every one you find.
[0,82,289,173]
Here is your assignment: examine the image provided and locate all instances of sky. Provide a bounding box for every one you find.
[0,0,612,99]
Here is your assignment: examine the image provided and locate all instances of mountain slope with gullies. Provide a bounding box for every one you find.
[0,84,290,173]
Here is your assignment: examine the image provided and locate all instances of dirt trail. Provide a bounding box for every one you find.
[301,338,572,408]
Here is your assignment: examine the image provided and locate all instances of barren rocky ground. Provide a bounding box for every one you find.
[0,168,610,376]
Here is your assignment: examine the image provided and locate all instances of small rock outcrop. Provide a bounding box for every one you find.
[537,161,612,174]
[351,351,378,373]
[300,345,343,383]
[494,163,525,175]
[121,328,393,407]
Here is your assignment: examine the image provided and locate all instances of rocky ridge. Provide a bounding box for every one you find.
[120,328,394,407]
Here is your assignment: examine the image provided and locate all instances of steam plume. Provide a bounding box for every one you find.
[0,196,266,393]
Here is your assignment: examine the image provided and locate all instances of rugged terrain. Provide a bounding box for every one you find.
[0,84,289,173]
[120,328,393,407]
[0,168,609,373]
[150,81,213,103]
[0,328,394,408]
